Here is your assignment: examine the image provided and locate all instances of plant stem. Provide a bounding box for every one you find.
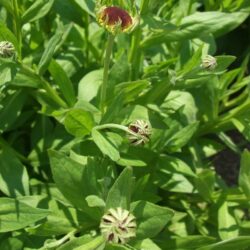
[129,29,142,80]
[20,64,68,108]
[94,123,137,137]
[83,13,90,66]
[40,78,68,108]
[41,229,78,249]
[140,0,149,14]
[12,0,22,60]
[100,34,115,115]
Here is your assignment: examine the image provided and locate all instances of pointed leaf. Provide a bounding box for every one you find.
[64,109,95,137]
[197,236,250,250]
[49,59,76,106]
[0,148,29,197]
[0,198,49,232]
[106,167,133,210]
[22,0,54,24]
[38,31,63,75]
[239,150,250,199]
[92,129,120,161]
[48,150,96,212]
[131,201,174,239]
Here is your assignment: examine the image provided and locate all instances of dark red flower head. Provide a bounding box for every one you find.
[97,6,136,34]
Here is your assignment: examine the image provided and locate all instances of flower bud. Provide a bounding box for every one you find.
[201,55,217,70]
[96,6,139,34]
[0,41,15,58]
[127,120,152,146]
[100,207,136,244]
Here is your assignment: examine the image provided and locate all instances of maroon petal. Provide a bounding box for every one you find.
[100,6,132,30]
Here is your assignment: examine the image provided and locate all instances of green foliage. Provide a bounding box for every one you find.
[0,0,250,249]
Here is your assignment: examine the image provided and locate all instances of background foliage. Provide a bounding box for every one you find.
[0,0,250,249]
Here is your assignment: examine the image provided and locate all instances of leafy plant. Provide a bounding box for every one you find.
[0,0,250,249]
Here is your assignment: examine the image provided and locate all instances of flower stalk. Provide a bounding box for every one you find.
[12,0,22,60]
[40,229,78,249]
[94,120,152,146]
[100,34,115,115]
[19,63,68,108]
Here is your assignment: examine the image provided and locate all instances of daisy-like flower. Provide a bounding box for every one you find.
[127,120,152,146]
[201,55,217,70]
[0,41,15,58]
[96,6,139,34]
[100,207,137,244]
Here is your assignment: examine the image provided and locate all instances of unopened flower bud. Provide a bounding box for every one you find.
[127,120,152,146]
[97,6,139,34]
[100,207,136,244]
[0,41,15,58]
[201,55,217,70]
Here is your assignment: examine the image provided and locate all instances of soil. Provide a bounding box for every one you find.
[212,130,248,186]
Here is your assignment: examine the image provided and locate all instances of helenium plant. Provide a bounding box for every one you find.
[0,0,250,250]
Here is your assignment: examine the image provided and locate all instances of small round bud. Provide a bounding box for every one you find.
[201,55,217,70]
[97,6,138,34]
[0,41,15,58]
[100,207,136,244]
[127,120,152,146]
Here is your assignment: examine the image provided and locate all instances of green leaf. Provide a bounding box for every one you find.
[73,0,95,17]
[239,150,250,199]
[26,199,95,236]
[197,236,250,250]
[105,167,133,210]
[117,153,147,167]
[38,31,64,75]
[109,53,130,89]
[0,197,49,232]
[218,201,238,240]
[74,236,105,250]
[0,61,18,86]
[165,122,199,152]
[195,169,215,201]
[155,171,194,193]
[214,56,236,73]
[22,0,55,24]
[0,22,19,55]
[0,90,27,133]
[0,0,13,15]
[188,76,219,121]
[134,238,161,250]
[158,236,217,249]
[232,117,250,142]
[163,90,198,123]
[58,235,105,250]
[0,148,29,197]
[105,244,131,250]
[49,59,76,106]
[131,201,174,239]
[78,69,103,102]
[10,71,41,88]
[114,80,150,104]
[92,129,120,161]
[86,195,105,208]
[48,150,101,216]
[157,155,197,178]
[0,237,23,250]
[142,11,249,47]
[64,109,95,137]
